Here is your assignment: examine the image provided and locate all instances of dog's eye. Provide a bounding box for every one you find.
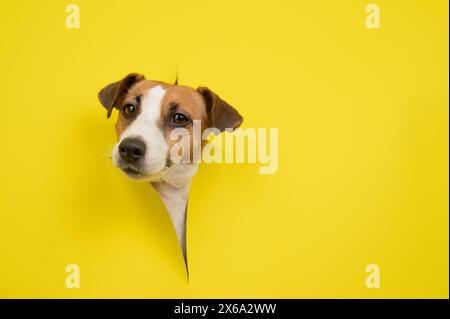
[122,104,136,117]
[172,113,189,125]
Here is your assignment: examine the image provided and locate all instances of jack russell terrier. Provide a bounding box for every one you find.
[98,73,243,270]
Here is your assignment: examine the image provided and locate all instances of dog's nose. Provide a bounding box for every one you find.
[118,138,146,162]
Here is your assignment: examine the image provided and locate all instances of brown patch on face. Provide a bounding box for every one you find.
[159,85,209,162]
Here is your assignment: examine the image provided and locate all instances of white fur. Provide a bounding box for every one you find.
[112,85,167,177]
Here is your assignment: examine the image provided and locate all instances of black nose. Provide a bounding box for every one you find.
[119,138,146,162]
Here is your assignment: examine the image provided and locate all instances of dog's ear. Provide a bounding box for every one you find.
[197,87,243,132]
[98,73,145,118]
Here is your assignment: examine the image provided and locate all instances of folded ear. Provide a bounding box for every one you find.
[197,87,243,132]
[98,73,145,118]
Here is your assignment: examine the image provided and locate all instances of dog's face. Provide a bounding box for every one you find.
[98,73,243,181]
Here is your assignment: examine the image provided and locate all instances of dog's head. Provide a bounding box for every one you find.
[98,73,243,181]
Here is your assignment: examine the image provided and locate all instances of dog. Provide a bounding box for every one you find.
[98,73,243,270]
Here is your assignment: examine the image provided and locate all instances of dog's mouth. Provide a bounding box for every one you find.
[119,164,147,179]
[122,166,142,175]
[118,162,169,181]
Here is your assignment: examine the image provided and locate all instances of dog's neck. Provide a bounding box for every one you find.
[150,163,198,269]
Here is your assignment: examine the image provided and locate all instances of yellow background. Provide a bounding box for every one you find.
[0,0,448,298]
